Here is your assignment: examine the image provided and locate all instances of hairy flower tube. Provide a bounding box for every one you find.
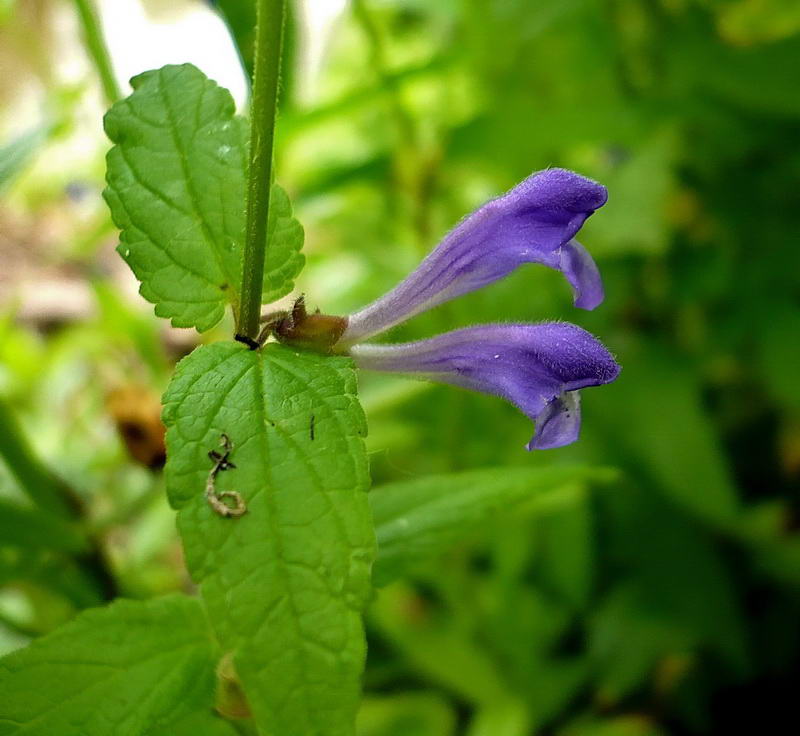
[338,168,609,347]
[350,324,620,450]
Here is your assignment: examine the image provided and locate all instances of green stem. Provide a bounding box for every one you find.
[73,0,121,106]
[0,609,41,640]
[351,0,436,250]
[0,399,119,601]
[0,399,72,517]
[237,0,287,345]
[351,0,417,149]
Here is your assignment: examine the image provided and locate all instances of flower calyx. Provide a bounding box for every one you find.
[247,295,348,353]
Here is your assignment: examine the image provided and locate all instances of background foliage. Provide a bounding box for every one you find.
[1,0,799,734]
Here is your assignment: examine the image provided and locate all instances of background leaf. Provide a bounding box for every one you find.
[0,595,221,736]
[585,341,740,526]
[370,466,613,586]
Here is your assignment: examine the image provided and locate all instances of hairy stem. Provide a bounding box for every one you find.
[73,0,121,105]
[237,0,287,345]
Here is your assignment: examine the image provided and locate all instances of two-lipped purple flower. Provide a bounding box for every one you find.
[334,168,620,449]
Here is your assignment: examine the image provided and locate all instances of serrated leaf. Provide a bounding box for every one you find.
[370,466,611,587]
[263,183,305,301]
[103,63,304,331]
[0,595,220,736]
[163,342,375,736]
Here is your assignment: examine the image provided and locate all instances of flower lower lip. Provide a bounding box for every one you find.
[350,322,620,450]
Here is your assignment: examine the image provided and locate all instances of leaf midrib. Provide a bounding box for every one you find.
[246,354,317,734]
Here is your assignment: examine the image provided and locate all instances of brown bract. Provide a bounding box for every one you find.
[263,296,348,353]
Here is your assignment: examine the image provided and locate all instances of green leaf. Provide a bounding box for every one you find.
[163,710,240,736]
[357,693,457,736]
[528,484,594,611]
[585,341,740,526]
[0,595,221,735]
[262,183,305,304]
[370,584,508,706]
[466,698,531,736]
[103,63,304,332]
[163,342,375,736]
[756,298,800,410]
[581,128,677,256]
[559,715,668,736]
[589,488,747,701]
[589,585,691,701]
[370,466,612,587]
[671,31,800,118]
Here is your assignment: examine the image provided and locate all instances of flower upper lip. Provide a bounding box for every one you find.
[338,168,609,347]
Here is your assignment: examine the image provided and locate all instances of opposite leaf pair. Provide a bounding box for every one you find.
[327,168,621,450]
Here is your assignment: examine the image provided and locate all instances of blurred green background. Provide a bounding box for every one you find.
[1,0,799,734]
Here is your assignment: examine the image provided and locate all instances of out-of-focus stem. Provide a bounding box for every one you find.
[351,0,416,149]
[351,0,439,249]
[0,398,118,601]
[73,0,121,106]
[0,399,72,517]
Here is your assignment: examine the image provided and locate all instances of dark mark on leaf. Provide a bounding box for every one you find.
[205,433,246,518]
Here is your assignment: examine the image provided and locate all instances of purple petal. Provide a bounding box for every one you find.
[341,169,608,345]
[560,239,604,310]
[350,322,620,450]
[527,392,581,450]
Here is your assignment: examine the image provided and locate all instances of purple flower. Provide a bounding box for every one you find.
[340,168,608,346]
[350,323,620,450]
[268,168,617,449]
